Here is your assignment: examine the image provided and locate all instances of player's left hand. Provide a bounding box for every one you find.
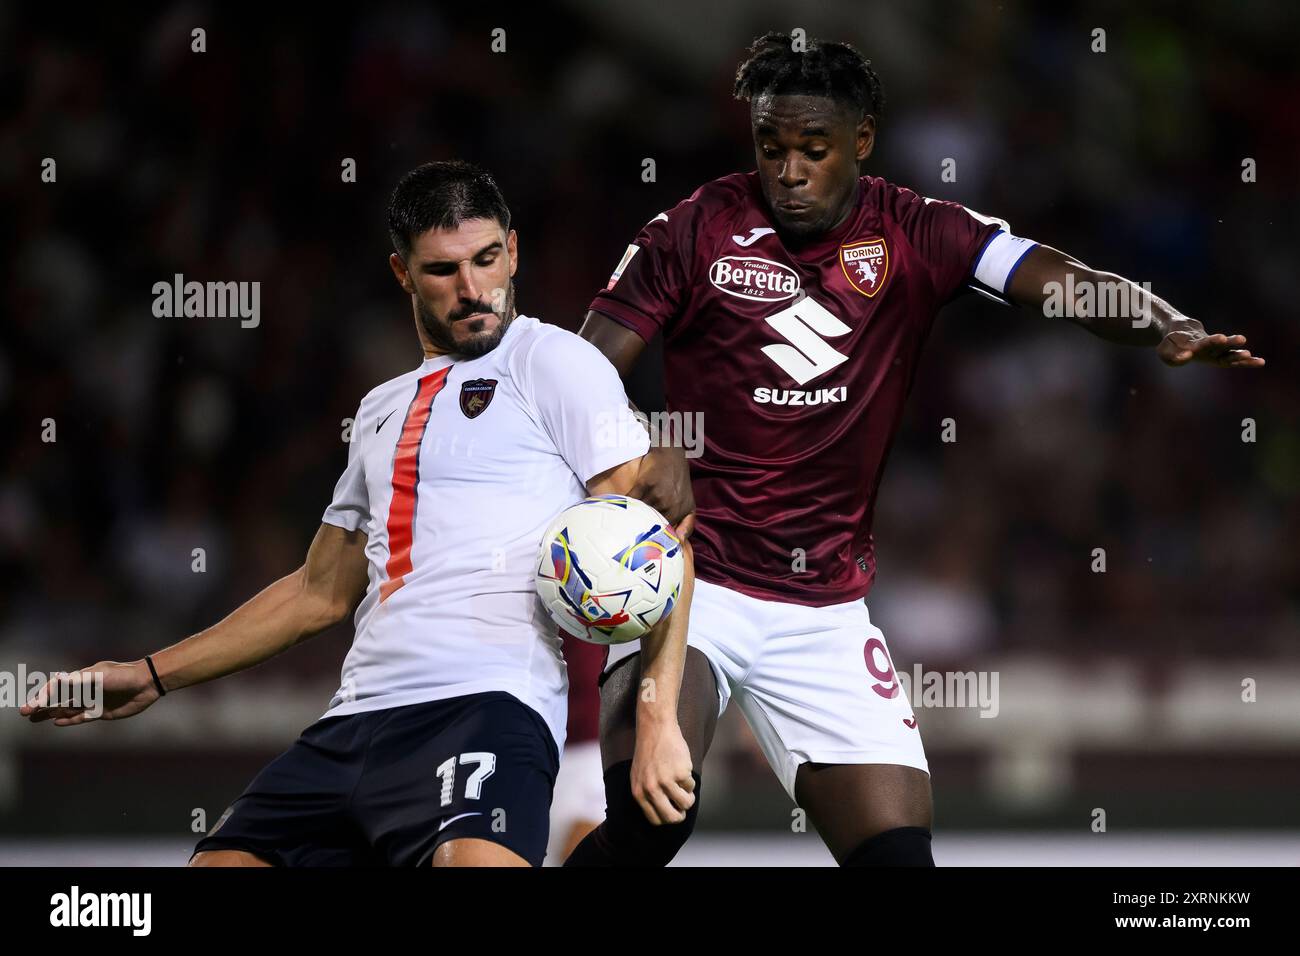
[1158,324,1265,368]
[630,720,696,826]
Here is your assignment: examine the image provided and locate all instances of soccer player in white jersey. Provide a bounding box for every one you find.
[21,161,698,867]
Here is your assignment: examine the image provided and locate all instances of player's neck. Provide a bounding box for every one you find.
[827,179,861,232]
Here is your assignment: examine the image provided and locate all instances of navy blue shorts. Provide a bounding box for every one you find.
[191,691,560,867]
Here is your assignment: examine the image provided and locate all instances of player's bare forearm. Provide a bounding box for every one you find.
[629,537,696,824]
[21,523,368,725]
[584,459,693,711]
[152,523,368,693]
[635,536,693,732]
[1007,244,1265,368]
[586,455,696,823]
[151,573,321,692]
[1009,245,1172,344]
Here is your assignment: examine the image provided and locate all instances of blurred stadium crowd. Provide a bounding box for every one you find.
[1,2,1296,838]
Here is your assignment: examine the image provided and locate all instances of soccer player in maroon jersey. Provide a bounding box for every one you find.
[564,33,1264,867]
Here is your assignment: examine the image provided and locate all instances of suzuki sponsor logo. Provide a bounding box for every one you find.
[759,296,851,385]
[752,386,848,406]
[709,256,801,302]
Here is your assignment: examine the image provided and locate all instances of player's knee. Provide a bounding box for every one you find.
[188,849,274,867]
[842,826,934,867]
[603,759,700,866]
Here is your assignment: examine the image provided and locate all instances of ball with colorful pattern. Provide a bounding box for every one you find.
[535,494,684,645]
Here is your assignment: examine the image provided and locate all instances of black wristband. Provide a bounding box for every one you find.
[145,655,166,697]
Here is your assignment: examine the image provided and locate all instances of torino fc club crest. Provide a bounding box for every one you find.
[459,378,498,419]
[840,238,889,297]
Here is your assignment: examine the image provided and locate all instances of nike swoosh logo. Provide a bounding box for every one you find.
[376,409,397,433]
[903,717,918,729]
[438,811,482,832]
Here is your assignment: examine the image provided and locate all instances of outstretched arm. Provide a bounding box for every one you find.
[21,523,370,725]
[1006,244,1265,368]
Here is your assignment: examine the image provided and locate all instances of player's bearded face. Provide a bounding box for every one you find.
[416,280,515,359]
[400,219,519,358]
[751,94,866,239]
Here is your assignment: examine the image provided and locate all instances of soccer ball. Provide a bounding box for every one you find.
[535,494,685,645]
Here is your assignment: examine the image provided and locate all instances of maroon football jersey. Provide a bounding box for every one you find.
[591,172,1032,606]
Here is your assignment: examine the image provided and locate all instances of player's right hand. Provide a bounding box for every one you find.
[19,660,161,726]
[630,719,696,826]
[629,444,697,539]
[1157,323,1265,368]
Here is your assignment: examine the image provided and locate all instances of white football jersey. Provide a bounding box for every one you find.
[319,314,649,752]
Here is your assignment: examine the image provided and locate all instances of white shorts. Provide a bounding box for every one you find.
[605,578,928,800]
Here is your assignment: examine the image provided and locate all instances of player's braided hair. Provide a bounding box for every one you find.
[733,32,884,121]
[388,160,511,260]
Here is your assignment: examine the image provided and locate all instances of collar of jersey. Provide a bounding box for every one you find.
[418,353,456,373]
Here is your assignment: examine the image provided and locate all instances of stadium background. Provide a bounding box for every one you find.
[1,1,1297,864]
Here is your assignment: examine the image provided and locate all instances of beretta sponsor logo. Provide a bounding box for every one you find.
[708,256,801,302]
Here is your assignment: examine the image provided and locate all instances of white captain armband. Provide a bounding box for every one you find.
[968,230,1039,304]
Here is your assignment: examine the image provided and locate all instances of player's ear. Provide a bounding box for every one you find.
[856,113,876,162]
[388,252,415,294]
[506,229,518,277]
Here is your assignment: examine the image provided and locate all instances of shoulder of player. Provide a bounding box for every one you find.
[509,318,612,391]
[865,175,989,226]
[650,171,756,230]
[685,171,758,209]
[861,175,929,220]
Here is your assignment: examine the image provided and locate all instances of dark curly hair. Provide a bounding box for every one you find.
[733,32,884,120]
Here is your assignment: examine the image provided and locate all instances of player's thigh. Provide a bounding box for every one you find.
[357,692,559,867]
[190,712,374,867]
[734,595,929,809]
[431,837,530,867]
[793,762,933,864]
[188,849,275,867]
[596,646,720,770]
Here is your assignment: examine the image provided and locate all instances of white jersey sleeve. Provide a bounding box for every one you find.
[522,328,650,487]
[321,407,370,532]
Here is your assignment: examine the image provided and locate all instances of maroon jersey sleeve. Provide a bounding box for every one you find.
[889,188,1005,305]
[589,177,746,342]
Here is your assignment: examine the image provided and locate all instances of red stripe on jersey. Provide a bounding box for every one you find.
[380,367,450,603]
